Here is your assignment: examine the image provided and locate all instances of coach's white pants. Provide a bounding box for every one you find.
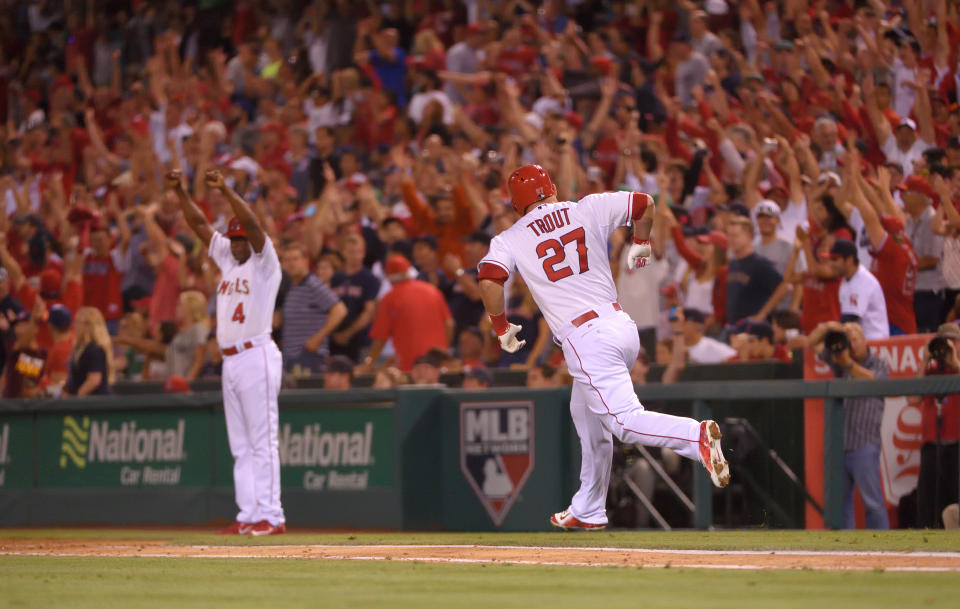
[222,341,285,526]
[561,311,701,525]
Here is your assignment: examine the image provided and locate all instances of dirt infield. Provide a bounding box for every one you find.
[2,538,960,572]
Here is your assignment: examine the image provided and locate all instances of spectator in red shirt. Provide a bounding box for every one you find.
[848,162,919,335]
[363,255,453,372]
[82,217,131,331]
[789,225,842,335]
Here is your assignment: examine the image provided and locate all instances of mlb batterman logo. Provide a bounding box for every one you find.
[460,401,534,526]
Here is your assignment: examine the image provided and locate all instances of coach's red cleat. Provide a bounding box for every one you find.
[217,521,253,535]
[549,509,606,531]
[247,520,286,536]
[699,420,730,488]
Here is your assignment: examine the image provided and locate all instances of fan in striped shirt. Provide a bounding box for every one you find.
[278,243,346,373]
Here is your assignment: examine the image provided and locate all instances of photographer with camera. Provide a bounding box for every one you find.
[909,323,960,528]
[809,319,891,529]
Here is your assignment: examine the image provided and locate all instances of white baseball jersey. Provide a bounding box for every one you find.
[477,190,712,527]
[208,232,282,347]
[479,191,646,338]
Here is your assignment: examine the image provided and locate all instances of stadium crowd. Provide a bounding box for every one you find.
[2,0,960,399]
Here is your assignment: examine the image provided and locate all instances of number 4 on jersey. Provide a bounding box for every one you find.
[232,303,246,323]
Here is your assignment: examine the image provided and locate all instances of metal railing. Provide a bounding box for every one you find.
[634,376,960,529]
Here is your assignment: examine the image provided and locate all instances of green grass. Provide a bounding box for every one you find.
[1,555,958,609]
[2,528,960,552]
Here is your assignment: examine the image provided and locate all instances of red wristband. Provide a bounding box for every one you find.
[490,312,509,336]
[632,237,650,246]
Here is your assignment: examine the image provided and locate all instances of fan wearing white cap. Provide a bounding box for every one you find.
[863,73,934,176]
[753,200,794,277]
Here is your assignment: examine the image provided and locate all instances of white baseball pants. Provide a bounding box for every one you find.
[221,341,285,526]
[561,309,701,525]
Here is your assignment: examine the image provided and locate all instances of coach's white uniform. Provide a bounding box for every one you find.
[209,232,285,527]
[480,192,701,525]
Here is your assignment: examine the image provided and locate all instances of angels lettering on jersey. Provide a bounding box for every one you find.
[217,278,252,297]
[207,232,282,346]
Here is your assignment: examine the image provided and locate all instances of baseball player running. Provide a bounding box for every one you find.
[167,169,286,536]
[478,165,729,531]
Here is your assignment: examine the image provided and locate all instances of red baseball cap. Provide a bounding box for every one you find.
[385,254,412,278]
[226,217,247,239]
[40,268,62,298]
[696,230,729,251]
[880,214,905,235]
[163,375,191,394]
[564,110,584,130]
[896,175,939,203]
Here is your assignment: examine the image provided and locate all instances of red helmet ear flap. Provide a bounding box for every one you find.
[507,164,556,214]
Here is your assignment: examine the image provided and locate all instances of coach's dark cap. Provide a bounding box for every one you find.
[461,230,491,246]
[829,239,858,260]
[682,308,706,324]
[327,355,355,376]
[948,135,960,149]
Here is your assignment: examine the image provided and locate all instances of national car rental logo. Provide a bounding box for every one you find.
[60,416,90,469]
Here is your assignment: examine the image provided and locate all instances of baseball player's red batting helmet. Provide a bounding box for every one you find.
[508,164,556,215]
[225,217,247,239]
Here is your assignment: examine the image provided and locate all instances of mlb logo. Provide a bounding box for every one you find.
[460,402,535,526]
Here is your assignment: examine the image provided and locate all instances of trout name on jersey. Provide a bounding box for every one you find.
[526,208,572,236]
[218,278,252,296]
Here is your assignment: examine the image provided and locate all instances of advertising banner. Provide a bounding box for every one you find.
[803,334,932,528]
[212,407,395,491]
[0,417,33,489]
[460,401,535,526]
[277,408,394,491]
[37,411,211,488]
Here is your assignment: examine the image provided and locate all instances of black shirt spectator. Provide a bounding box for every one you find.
[65,342,111,396]
[330,235,382,362]
[726,217,783,323]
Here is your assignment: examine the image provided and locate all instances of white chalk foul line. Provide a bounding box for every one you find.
[2,546,960,573]
[188,544,960,559]
[1,550,958,572]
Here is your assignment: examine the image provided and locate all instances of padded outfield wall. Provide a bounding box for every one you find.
[0,362,813,530]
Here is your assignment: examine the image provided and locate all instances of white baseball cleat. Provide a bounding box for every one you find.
[699,420,730,488]
[549,509,606,531]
